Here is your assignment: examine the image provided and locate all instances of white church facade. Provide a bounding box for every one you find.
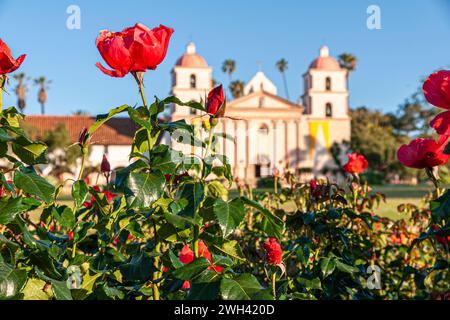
[170,43,351,183]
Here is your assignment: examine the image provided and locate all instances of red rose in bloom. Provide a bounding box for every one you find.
[397,135,450,169]
[206,85,225,117]
[430,111,450,135]
[96,23,174,78]
[423,70,450,110]
[0,38,26,75]
[343,153,369,174]
[101,154,111,173]
[263,238,282,265]
[178,240,224,289]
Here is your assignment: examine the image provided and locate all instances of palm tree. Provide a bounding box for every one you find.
[222,59,236,81]
[276,58,290,100]
[338,53,358,80]
[229,80,245,99]
[34,76,52,115]
[14,73,29,112]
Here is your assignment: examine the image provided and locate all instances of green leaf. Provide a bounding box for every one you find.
[71,272,101,300]
[240,196,284,238]
[335,260,360,274]
[162,96,206,112]
[214,198,245,238]
[50,279,73,300]
[119,252,153,283]
[12,136,48,165]
[72,180,89,208]
[220,274,265,300]
[176,182,205,218]
[0,197,23,225]
[186,269,221,300]
[297,277,322,290]
[172,258,211,280]
[14,170,55,203]
[124,171,165,210]
[21,278,51,300]
[430,190,450,222]
[0,269,27,299]
[214,240,246,262]
[320,257,336,278]
[89,105,129,135]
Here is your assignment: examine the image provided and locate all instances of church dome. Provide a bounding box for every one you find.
[176,42,209,68]
[309,46,341,71]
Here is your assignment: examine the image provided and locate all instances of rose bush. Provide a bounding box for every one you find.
[0,29,448,301]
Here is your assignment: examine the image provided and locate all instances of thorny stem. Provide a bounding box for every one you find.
[272,272,277,299]
[425,167,439,190]
[152,221,161,300]
[77,149,88,181]
[0,76,5,112]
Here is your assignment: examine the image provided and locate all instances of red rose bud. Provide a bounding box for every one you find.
[423,70,450,110]
[263,237,283,265]
[101,154,111,173]
[273,167,280,177]
[181,280,191,290]
[96,23,174,78]
[78,127,89,145]
[206,85,225,118]
[343,153,369,174]
[67,231,74,241]
[397,135,450,169]
[0,38,26,75]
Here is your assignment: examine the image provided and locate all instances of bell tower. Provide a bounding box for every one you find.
[171,42,213,120]
[302,46,349,119]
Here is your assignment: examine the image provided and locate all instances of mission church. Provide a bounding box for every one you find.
[17,43,351,185]
[170,43,351,183]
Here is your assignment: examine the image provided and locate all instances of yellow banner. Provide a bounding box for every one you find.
[309,121,330,158]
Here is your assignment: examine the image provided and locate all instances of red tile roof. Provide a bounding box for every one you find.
[23,115,139,146]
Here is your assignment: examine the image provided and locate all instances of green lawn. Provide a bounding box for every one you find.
[230,184,430,220]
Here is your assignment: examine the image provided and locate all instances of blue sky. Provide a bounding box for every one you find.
[0,0,449,115]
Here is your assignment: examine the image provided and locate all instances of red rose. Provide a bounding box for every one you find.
[101,154,111,173]
[0,38,26,75]
[263,238,282,265]
[397,135,450,169]
[67,231,74,241]
[423,70,450,110]
[342,153,369,174]
[206,85,225,117]
[430,111,450,135]
[181,280,191,290]
[83,186,118,208]
[178,240,223,282]
[96,23,174,78]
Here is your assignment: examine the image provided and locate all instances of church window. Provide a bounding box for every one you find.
[190,74,197,88]
[258,97,265,108]
[325,77,332,91]
[325,103,333,117]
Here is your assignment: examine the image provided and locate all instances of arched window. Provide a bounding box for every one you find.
[190,74,197,89]
[325,103,333,117]
[325,77,332,91]
[258,123,269,135]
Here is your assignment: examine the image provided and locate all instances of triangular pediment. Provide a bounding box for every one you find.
[228,91,301,110]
